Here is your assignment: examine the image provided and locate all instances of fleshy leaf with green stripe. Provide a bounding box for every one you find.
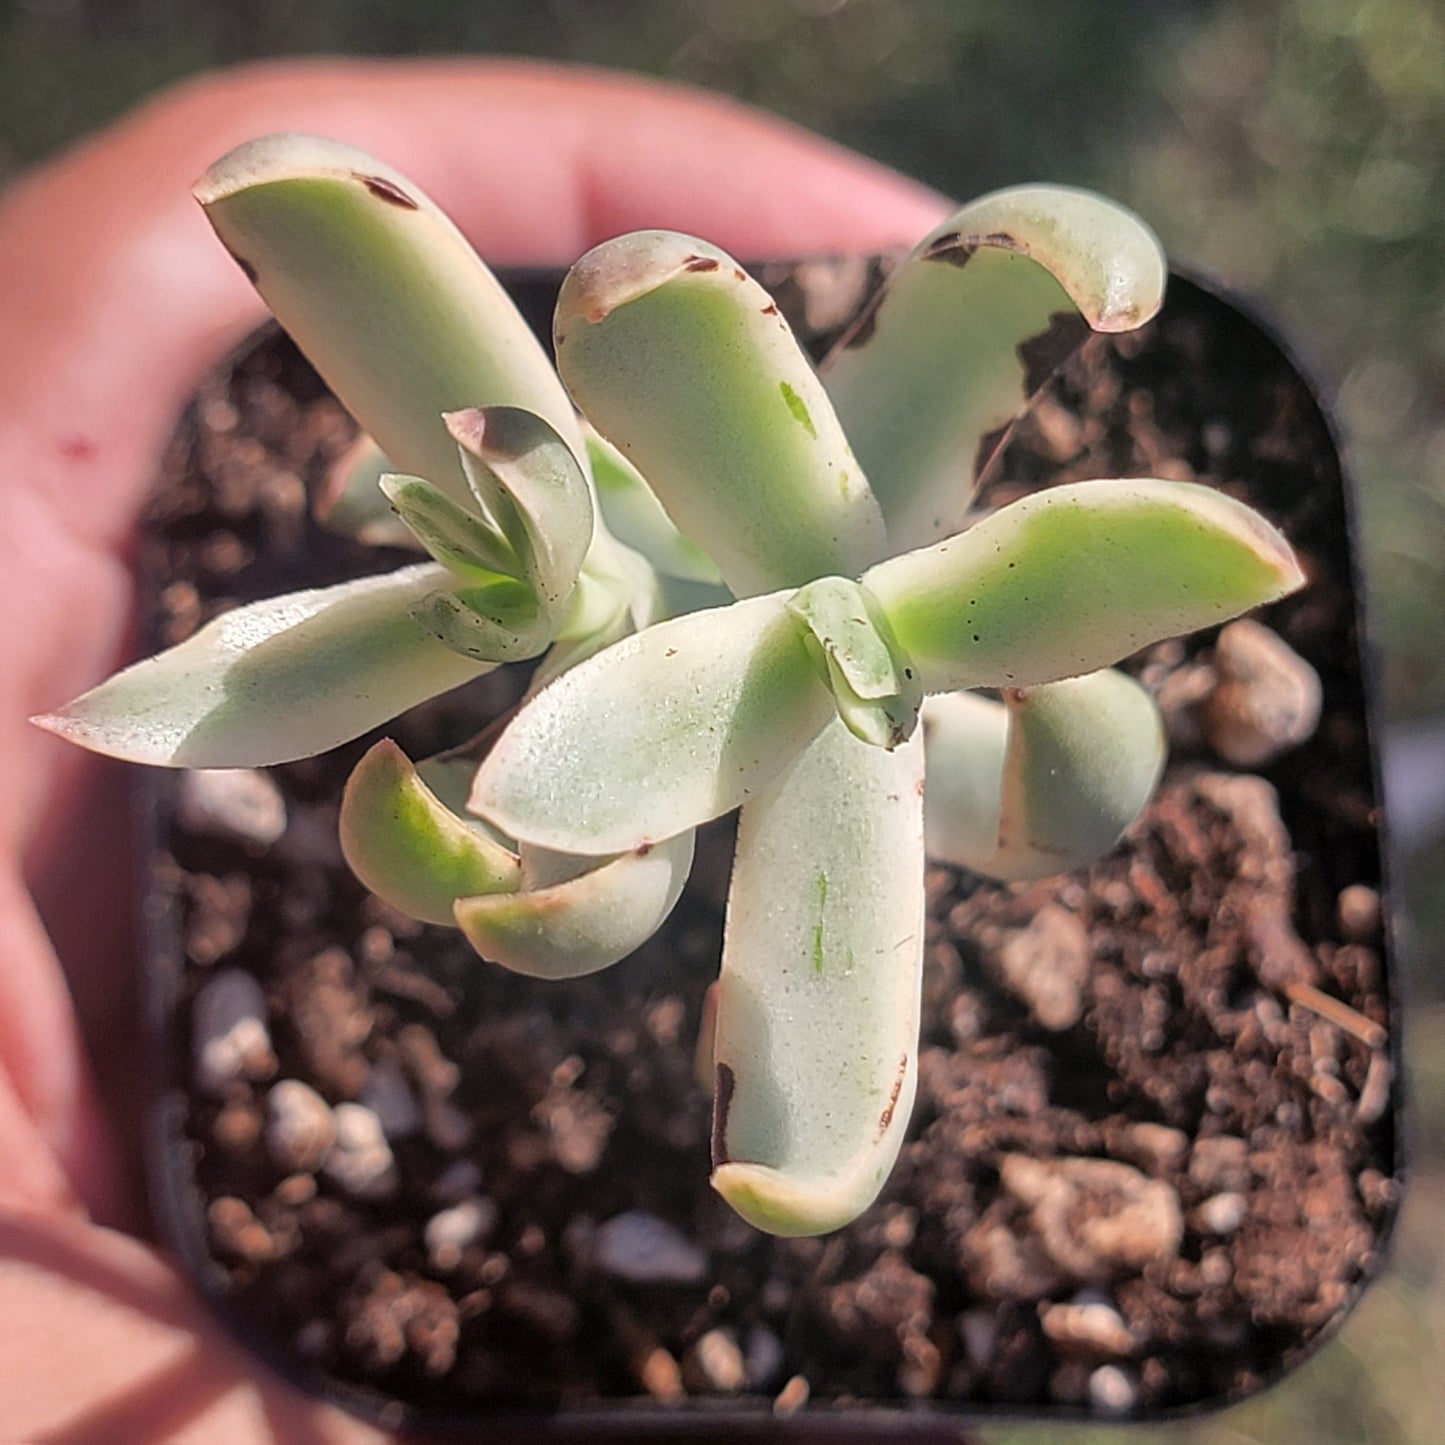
[711,721,925,1236]
[786,576,923,750]
[555,231,885,597]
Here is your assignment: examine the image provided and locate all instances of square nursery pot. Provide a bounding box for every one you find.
[139,257,1399,1438]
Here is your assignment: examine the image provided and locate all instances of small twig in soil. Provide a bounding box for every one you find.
[1283,979,1387,1050]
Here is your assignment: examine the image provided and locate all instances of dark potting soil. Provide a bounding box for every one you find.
[141,268,1395,1430]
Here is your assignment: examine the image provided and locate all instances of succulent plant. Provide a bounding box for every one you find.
[36,134,1304,1237]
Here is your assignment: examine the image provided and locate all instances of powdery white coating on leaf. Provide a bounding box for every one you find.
[35,564,491,767]
[864,478,1305,695]
[469,591,835,855]
[710,721,925,1236]
[822,185,1167,551]
[454,829,694,978]
[555,231,886,597]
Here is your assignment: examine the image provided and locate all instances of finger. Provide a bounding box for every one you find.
[0,1211,406,1444]
[3,56,950,554]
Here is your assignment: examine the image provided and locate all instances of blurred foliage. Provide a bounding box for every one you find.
[1118,0,1445,729]
[0,0,1200,194]
[4,0,1445,1439]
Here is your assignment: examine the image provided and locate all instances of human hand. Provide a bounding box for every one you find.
[0,58,946,1441]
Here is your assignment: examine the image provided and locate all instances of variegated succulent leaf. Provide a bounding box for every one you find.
[554,231,886,597]
[454,829,696,979]
[585,427,724,586]
[822,186,1167,552]
[786,576,923,750]
[379,473,523,584]
[340,738,521,925]
[469,591,835,856]
[196,134,583,511]
[922,669,1165,880]
[32,564,495,767]
[445,407,593,610]
[711,721,925,1236]
[864,479,1305,694]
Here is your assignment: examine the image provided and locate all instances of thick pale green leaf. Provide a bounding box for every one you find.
[454,829,695,979]
[340,739,520,924]
[319,434,416,547]
[923,670,1165,880]
[469,591,835,855]
[787,576,923,750]
[586,429,723,585]
[197,134,581,510]
[554,231,885,596]
[917,690,1010,873]
[864,479,1305,694]
[446,407,593,608]
[711,722,925,1236]
[34,564,492,767]
[526,526,665,695]
[408,585,550,664]
[380,474,521,582]
[823,186,1167,551]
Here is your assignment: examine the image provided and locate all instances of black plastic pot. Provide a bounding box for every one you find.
[140,262,1397,1439]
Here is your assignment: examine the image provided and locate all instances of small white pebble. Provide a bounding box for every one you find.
[193,969,274,1095]
[1194,1191,1248,1237]
[1089,1363,1138,1414]
[265,1079,334,1172]
[178,768,287,846]
[692,1328,746,1393]
[361,1059,422,1139]
[593,1210,708,1284]
[425,1197,497,1272]
[323,1102,395,1198]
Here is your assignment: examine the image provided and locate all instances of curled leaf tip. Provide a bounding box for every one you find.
[556,233,731,330]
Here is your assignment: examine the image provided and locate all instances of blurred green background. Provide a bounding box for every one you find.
[4,0,1443,1439]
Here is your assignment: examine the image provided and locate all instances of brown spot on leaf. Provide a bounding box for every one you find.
[1018,311,1091,397]
[876,1054,908,1140]
[684,256,721,273]
[634,841,654,858]
[358,174,419,210]
[711,1062,736,1166]
[922,232,978,269]
[761,302,779,316]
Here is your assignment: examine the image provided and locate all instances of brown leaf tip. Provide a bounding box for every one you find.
[358,174,420,210]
